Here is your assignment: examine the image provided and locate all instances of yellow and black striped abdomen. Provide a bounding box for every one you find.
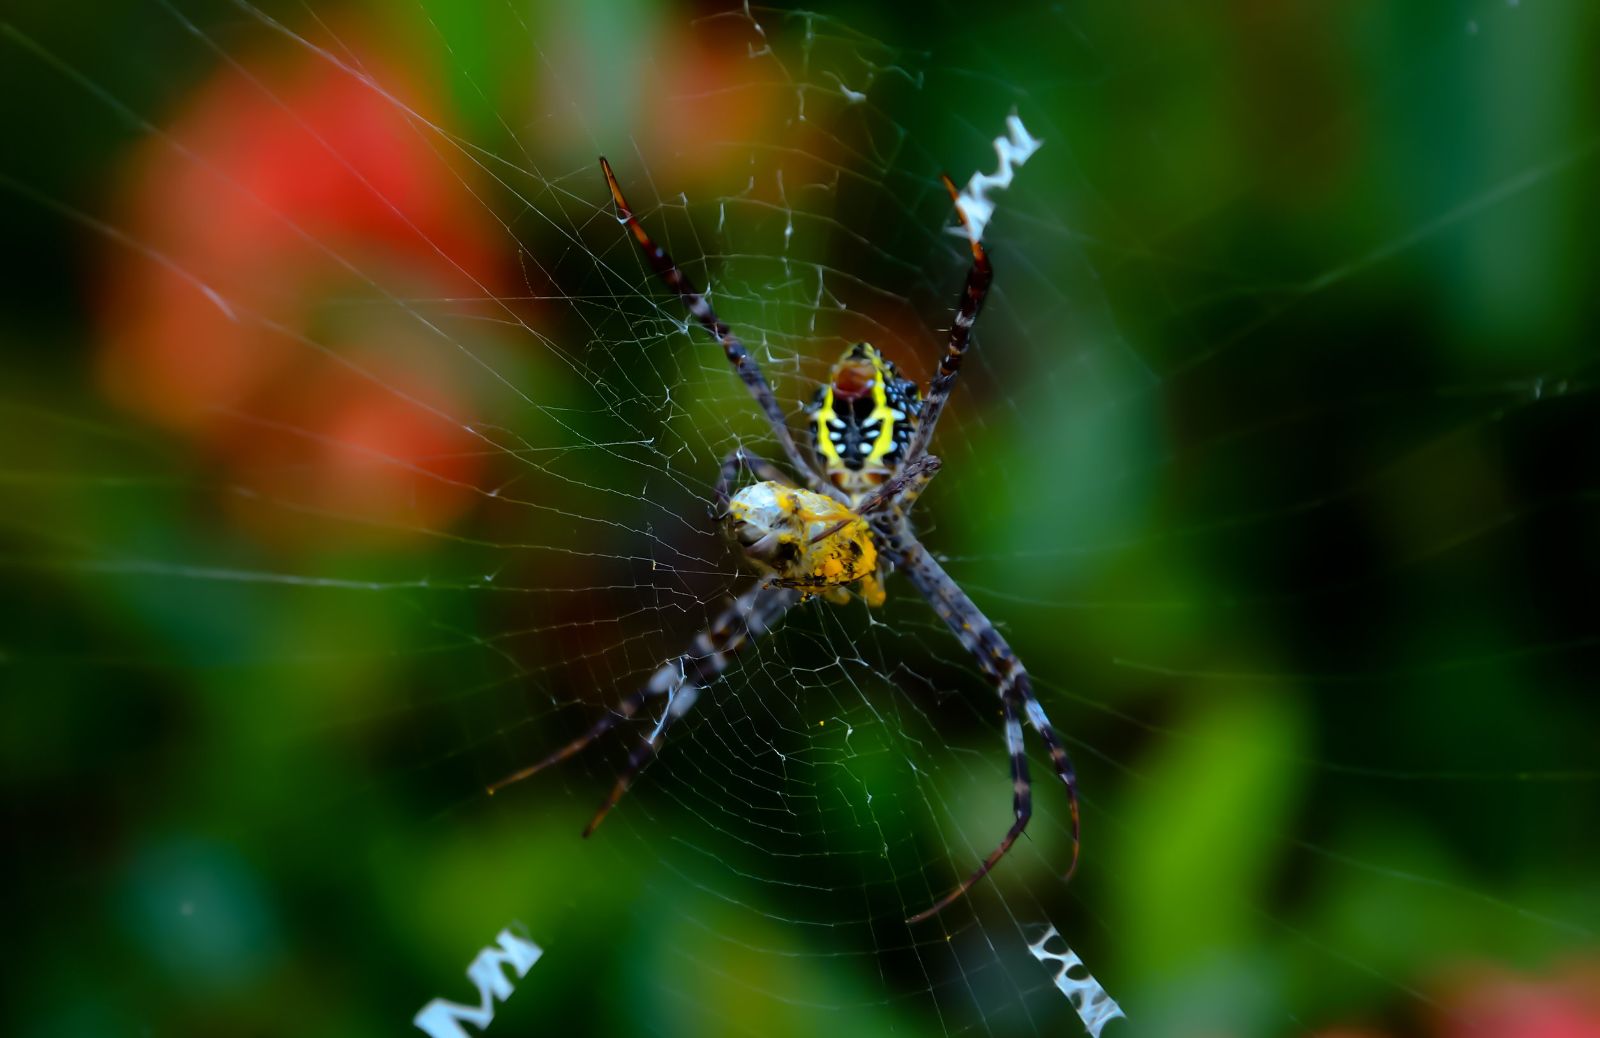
[810,343,921,491]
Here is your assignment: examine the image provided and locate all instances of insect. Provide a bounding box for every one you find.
[489,157,1081,923]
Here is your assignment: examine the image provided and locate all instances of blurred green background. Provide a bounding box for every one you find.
[2,1,1597,1036]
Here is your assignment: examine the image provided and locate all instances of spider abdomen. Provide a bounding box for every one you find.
[809,343,922,502]
[725,481,879,598]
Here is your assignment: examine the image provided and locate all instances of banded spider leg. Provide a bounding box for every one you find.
[890,536,1082,924]
[600,157,828,493]
[489,579,799,836]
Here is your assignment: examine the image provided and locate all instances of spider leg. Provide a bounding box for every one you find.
[854,454,942,518]
[891,534,1082,920]
[486,678,656,794]
[583,581,799,835]
[903,174,993,467]
[582,680,700,836]
[713,446,794,518]
[488,580,799,827]
[599,157,827,492]
[905,693,1031,924]
[804,455,941,551]
[1022,696,1082,884]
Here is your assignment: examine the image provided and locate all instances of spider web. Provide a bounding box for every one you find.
[2,1,1597,1035]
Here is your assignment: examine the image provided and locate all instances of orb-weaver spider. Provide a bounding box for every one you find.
[489,157,1081,923]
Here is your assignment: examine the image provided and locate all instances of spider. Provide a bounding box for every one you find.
[488,157,1081,923]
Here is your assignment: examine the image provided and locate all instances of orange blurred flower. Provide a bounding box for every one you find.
[636,21,778,186]
[536,11,784,193]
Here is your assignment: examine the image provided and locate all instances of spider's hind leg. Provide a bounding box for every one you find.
[488,581,800,836]
[892,536,1083,920]
[906,694,1031,924]
[584,583,797,834]
[1020,694,1082,881]
[486,676,662,796]
[583,678,700,836]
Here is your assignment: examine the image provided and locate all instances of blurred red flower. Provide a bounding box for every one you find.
[1433,960,1600,1038]
[98,26,507,544]
[1309,958,1600,1038]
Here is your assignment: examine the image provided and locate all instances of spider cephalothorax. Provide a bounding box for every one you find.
[809,342,922,503]
[489,158,1082,924]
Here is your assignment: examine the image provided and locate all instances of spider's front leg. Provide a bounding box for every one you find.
[600,157,829,494]
[902,174,994,467]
